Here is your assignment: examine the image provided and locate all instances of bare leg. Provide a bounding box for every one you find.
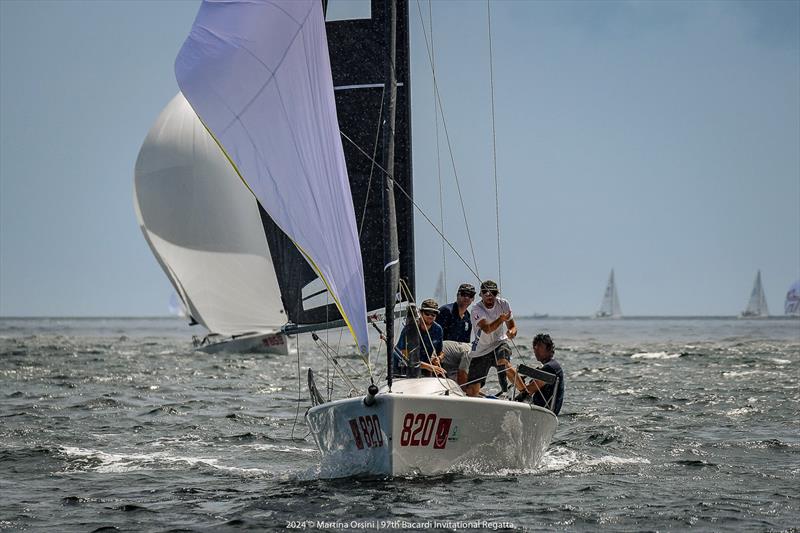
[504,365,527,393]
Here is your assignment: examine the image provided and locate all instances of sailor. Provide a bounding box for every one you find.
[439,340,472,384]
[435,283,476,342]
[507,334,564,414]
[394,299,445,378]
[464,280,517,397]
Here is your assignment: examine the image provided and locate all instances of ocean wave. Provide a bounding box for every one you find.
[630,352,682,359]
[57,445,272,477]
[532,447,650,475]
[245,443,317,454]
[721,370,760,378]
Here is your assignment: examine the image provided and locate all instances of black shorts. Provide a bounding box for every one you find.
[466,342,512,387]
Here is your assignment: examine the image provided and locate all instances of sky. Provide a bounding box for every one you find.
[1,0,798,317]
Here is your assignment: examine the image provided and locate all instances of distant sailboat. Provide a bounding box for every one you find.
[740,270,769,318]
[433,271,446,304]
[595,269,622,318]
[785,280,800,317]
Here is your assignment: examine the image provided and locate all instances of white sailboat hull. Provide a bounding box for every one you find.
[306,378,557,477]
[194,331,289,355]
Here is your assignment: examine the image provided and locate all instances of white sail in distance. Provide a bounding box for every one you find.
[175,0,368,354]
[741,270,769,317]
[433,271,446,304]
[134,93,285,336]
[596,269,622,318]
[785,280,800,316]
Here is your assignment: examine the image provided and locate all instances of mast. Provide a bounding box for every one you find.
[383,0,400,388]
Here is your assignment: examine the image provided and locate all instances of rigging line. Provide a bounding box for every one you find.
[397,279,455,391]
[340,130,480,284]
[358,85,386,238]
[315,335,365,384]
[487,0,501,288]
[414,0,479,277]
[313,334,360,395]
[428,0,447,295]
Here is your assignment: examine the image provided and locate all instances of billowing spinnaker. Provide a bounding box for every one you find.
[175,0,369,354]
[134,93,285,336]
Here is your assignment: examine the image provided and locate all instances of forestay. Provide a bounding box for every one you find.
[175,0,369,353]
[134,93,285,336]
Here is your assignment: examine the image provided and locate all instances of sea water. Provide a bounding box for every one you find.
[1,316,797,531]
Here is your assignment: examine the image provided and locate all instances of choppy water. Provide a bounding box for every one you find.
[1,316,798,531]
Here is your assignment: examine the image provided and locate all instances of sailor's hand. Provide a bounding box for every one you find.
[499,312,511,322]
[507,326,517,340]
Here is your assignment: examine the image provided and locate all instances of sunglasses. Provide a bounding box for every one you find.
[421,310,437,317]
[458,291,475,298]
[481,290,498,296]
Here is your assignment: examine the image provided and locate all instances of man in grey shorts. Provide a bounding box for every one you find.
[439,340,471,384]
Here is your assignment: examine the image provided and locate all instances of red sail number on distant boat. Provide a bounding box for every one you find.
[399,413,453,449]
[348,415,383,450]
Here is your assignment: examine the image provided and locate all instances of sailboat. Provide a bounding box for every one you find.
[433,271,447,305]
[595,269,622,318]
[173,0,558,477]
[740,270,769,318]
[134,93,289,355]
[785,280,800,317]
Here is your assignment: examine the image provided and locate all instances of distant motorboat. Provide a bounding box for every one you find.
[595,269,622,319]
[740,270,769,318]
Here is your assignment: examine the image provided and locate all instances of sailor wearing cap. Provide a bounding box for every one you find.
[464,280,517,397]
[435,282,476,343]
[393,298,446,378]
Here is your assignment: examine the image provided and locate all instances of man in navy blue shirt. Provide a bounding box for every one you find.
[394,299,445,378]
[435,283,475,343]
[508,333,564,414]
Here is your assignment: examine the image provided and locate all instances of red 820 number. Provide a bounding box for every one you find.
[348,415,383,450]
[399,412,437,446]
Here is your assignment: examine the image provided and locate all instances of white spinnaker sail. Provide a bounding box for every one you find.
[134,93,285,336]
[743,270,769,317]
[785,280,800,316]
[175,0,369,354]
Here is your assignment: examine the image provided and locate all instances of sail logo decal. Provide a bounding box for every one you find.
[433,418,453,449]
[400,413,452,449]
[348,415,383,450]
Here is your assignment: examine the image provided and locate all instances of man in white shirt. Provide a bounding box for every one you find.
[464,280,517,397]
